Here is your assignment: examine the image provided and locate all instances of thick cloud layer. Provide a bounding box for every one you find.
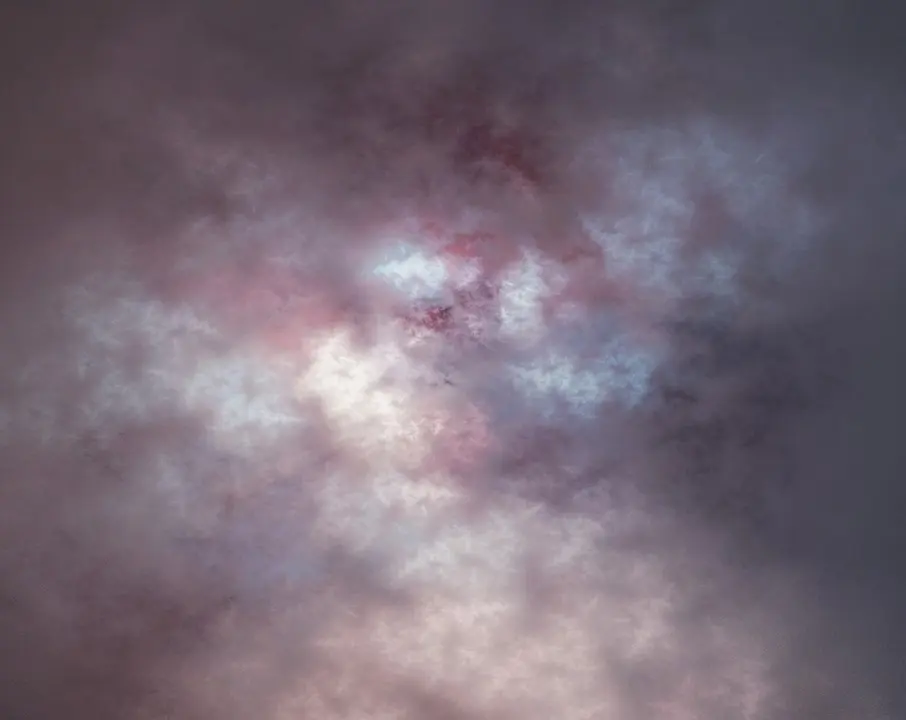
[1,1,905,718]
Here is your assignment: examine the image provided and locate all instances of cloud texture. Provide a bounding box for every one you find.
[1,1,905,718]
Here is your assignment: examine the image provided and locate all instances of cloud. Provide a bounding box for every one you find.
[1,1,904,718]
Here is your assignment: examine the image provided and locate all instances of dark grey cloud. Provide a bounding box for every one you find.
[1,1,905,718]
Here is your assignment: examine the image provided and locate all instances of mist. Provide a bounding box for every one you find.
[1,1,905,718]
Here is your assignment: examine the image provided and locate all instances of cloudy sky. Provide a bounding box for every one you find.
[1,1,905,718]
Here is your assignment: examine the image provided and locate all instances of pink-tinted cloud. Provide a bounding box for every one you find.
[0,2,903,719]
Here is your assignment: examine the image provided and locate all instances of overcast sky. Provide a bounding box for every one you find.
[1,2,905,719]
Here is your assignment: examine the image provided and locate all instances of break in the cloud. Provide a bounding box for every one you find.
[0,2,904,719]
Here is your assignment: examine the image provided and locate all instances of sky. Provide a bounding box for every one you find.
[1,1,905,718]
